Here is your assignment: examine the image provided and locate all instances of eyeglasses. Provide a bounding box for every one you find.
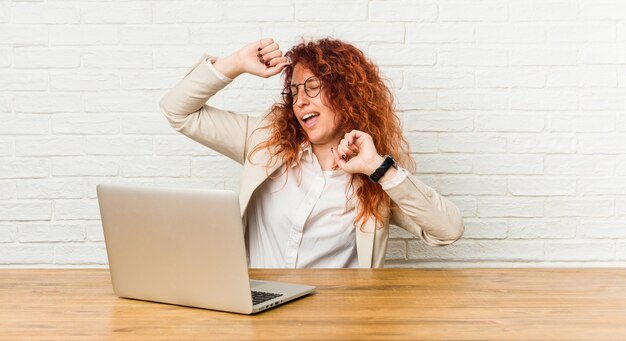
[281,76,322,105]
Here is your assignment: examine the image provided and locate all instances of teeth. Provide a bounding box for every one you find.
[302,113,319,122]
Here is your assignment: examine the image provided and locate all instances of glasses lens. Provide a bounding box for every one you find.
[304,77,321,98]
[289,84,299,98]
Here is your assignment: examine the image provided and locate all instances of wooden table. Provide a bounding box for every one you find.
[1,269,625,340]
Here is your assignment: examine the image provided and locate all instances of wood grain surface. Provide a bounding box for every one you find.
[1,268,625,340]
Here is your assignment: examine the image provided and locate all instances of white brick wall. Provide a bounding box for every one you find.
[1,0,625,268]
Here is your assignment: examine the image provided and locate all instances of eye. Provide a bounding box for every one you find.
[307,80,320,90]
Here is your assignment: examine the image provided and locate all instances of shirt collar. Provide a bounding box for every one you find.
[294,142,347,175]
[293,142,314,168]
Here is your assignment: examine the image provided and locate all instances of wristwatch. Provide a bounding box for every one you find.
[369,155,397,183]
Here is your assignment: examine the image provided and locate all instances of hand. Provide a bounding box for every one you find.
[331,130,385,176]
[214,38,290,79]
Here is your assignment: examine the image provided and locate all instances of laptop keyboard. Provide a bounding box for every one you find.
[251,290,283,306]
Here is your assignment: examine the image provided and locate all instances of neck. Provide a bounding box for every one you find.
[311,141,338,171]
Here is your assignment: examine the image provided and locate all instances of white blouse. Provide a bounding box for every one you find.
[206,58,407,268]
[246,146,360,268]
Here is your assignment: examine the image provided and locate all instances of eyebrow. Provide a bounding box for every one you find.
[290,76,317,86]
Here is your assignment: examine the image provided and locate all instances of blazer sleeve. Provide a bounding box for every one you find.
[159,53,260,165]
[387,171,465,246]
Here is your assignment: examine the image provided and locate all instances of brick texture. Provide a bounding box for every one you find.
[0,0,624,267]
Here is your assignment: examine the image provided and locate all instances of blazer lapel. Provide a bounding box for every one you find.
[238,126,284,216]
[239,156,283,216]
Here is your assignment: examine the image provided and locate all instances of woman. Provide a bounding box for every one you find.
[160,37,464,268]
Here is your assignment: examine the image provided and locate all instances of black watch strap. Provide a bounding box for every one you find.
[369,155,396,183]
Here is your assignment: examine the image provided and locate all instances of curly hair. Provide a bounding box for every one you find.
[249,37,415,228]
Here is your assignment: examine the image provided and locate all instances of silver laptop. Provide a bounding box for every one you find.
[96,184,315,314]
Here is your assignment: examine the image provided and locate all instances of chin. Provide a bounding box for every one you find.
[305,135,320,144]
[301,126,338,146]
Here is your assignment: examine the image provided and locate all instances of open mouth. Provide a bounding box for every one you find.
[302,112,320,123]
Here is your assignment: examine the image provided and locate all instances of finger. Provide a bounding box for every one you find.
[346,130,363,147]
[338,140,351,160]
[337,143,352,161]
[347,144,359,155]
[337,144,347,160]
[260,51,283,65]
[258,48,280,65]
[262,50,283,62]
[351,130,368,147]
[262,62,290,77]
[275,62,290,71]
[267,56,290,67]
[259,42,279,55]
[343,133,359,152]
[258,38,275,51]
[331,147,346,167]
[256,40,277,63]
[344,132,354,147]
[351,133,361,147]
[340,138,348,151]
[340,138,359,156]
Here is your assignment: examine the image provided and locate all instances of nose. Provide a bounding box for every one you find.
[294,88,309,109]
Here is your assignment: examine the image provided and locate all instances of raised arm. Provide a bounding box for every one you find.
[159,38,289,164]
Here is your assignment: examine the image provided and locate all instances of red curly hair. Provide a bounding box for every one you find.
[249,38,414,228]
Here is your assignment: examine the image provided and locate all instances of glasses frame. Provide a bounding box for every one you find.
[281,76,322,105]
